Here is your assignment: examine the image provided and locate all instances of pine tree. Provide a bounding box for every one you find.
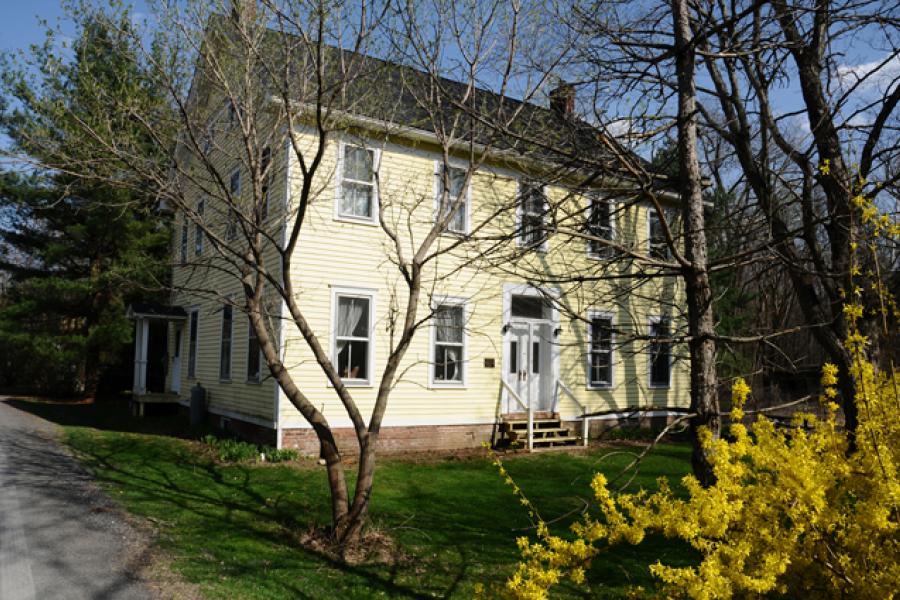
[0,7,171,396]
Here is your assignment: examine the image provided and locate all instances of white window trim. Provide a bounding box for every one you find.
[219,302,235,382]
[648,315,672,389]
[585,196,616,260]
[516,180,548,251]
[586,310,615,390]
[330,285,377,387]
[187,306,200,379]
[246,318,264,384]
[433,160,471,235]
[428,296,468,388]
[334,140,380,225]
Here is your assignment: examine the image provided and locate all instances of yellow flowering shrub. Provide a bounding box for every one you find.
[500,359,900,599]
[495,166,900,599]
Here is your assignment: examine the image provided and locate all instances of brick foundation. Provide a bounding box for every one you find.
[281,422,496,456]
[179,405,277,446]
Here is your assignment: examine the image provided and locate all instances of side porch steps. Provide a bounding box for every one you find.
[497,415,579,449]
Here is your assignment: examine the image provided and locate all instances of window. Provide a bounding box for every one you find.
[338,144,376,220]
[226,169,240,240]
[436,164,468,233]
[194,200,204,256]
[187,309,199,378]
[219,304,233,380]
[333,291,372,384]
[432,303,465,384]
[649,317,671,388]
[518,182,547,248]
[648,208,670,259]
[179,222,188,265]
[510,294,551,320]
[588,314,613,387]
[247,319,262,383]
[587,197,614,258]
[260,147,271,220]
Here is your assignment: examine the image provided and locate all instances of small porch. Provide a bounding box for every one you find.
[126,302,187,416]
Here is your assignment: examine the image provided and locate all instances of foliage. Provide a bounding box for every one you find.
[200,434,300,464]
[0,5,171,395]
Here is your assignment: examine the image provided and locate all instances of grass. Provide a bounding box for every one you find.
[9,397,696,599]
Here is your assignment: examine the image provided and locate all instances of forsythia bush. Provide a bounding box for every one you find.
[502,323,900,599]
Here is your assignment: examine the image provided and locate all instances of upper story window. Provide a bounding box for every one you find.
[648,208,670,259]
[219,304,234,381]
[649,316,671,388]
[432,303,465,384]
[435,164,468,234]
[333,290,373,385]
[338,144,376,221]
[587,196,614,258]
[194,199,204,256]
[588,313,614,388]
[518,182,547,248]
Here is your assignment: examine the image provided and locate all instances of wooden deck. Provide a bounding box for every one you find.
[131,392,182,417]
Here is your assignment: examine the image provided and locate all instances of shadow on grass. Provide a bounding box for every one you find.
[5,396,698,598]
[5,395,211,440]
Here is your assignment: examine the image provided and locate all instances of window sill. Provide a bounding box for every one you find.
[586,384,613,391]
[340,380,372,388]
[335,214,379,227]
[648,384,671,390]
[429,382,466,389]
[245,379,262,386]
[219,378,232,384]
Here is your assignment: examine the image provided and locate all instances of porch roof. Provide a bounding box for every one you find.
[126,301,187,321]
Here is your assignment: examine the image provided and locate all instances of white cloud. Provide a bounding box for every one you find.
[837,53,900,92]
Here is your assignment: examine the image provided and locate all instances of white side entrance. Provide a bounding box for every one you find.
[502,286,559,414]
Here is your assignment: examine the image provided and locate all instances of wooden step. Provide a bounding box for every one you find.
[533,436,579,447]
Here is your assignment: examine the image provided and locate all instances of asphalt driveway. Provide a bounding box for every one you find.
[0,398,153,600]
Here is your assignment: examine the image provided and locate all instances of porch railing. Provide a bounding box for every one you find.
[499,378,533,451]
[556,381,590,447]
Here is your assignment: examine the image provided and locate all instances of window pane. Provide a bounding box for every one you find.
[434,344,462,382]
[532,341,540,373]
[344,146,373,181]
[220,306,233,380]
[509,341,518,374]
[247,321,261,381]
[591,317,612,350]
[230,170,241,195]
[650,319,671,386]
[511,295,549,319]
[188,312,198,378]
[337,296,369,338]
[341,182,372,217]
[337,340,368,379]
[591,352,611,385]
[435,305,463,343]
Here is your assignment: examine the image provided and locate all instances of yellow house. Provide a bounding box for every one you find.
[130,38,689,454]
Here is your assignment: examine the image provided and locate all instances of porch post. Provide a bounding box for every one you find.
[133,318,142,394]
[136,318,150,395]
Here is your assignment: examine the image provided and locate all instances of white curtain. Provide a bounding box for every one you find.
[336,297,366,354]
[445,347,459,380]
[435,305,462,343]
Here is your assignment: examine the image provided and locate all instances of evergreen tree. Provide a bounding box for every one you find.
[0,7,171,396]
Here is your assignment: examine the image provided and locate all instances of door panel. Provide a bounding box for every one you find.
[506,323,530,412]
[170,327,182,394]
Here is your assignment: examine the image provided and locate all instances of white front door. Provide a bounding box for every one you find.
[505,322,553,412]
[170,327,182,394]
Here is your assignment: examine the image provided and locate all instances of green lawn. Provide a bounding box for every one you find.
[11,398,695,599]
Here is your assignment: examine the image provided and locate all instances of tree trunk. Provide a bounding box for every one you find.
[673,0,720,486]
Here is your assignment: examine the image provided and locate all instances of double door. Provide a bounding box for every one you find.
[506,321,553,412]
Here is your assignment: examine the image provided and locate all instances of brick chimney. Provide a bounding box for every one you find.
[549,83,575,120]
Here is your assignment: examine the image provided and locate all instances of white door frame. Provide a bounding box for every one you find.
[501,284,560,413]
